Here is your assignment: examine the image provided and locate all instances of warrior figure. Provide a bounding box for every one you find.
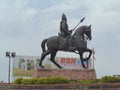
[59,13,72,38]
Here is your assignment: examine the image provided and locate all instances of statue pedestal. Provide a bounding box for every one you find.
[33,69,96,80]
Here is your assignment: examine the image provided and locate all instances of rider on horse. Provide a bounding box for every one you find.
[58,14,87,51]
[59,13,72,38]
[59,13,75,51]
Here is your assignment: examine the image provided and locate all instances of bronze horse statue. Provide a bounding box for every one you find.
[39,25,92,69]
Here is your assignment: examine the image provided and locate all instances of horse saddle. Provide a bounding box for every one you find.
[59,36,76,51]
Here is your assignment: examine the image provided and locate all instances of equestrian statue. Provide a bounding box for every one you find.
[39,14,92,69]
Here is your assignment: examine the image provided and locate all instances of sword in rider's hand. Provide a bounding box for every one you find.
[72,17,86,31]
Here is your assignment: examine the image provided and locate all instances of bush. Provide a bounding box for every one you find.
[30,78,38,84]
[36,77,48,84]
[21,79,31,85]
[13,76,120,84]
[99,76,120,83]
[13,78,23,84]
[46,76,71,84]
[13,76,71,85]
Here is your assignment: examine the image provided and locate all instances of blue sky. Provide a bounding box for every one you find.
[0,0,120,82]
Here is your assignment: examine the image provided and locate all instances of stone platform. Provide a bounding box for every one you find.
[33,69,96,80]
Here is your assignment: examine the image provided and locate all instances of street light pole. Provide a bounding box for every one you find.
[6,52,16,83]
[8,56,10,83]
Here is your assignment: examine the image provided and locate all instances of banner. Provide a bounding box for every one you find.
[54,57,92,69]
[13,56,92,77]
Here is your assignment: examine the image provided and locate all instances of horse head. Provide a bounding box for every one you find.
[74,25,92,41]
[84,25,92,40]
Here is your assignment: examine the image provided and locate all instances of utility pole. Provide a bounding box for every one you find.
[6,52,16,83]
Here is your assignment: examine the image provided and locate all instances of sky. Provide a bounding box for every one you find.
[0,0,120,82]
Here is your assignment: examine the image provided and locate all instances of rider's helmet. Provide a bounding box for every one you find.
[62,13,67,21]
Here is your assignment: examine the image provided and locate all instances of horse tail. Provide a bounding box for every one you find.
[41,39,47,53]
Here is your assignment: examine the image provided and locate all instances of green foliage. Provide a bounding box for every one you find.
[46,76,71,84]
[21,79,31,85]
[35,77,48,84]
[13,76,71,85]
[99,76,120,83]
[13,78,23,84]
[13,76,120,85]
[77,79,97,84]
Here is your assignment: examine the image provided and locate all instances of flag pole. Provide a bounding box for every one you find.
[92,48,95,69]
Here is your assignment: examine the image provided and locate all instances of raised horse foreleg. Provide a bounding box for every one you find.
[50,51,62,69]
[82,48,92,69]
[39,50,51,68]
[84,48,92,60]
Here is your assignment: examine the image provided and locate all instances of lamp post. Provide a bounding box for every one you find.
[6,52,16,83]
